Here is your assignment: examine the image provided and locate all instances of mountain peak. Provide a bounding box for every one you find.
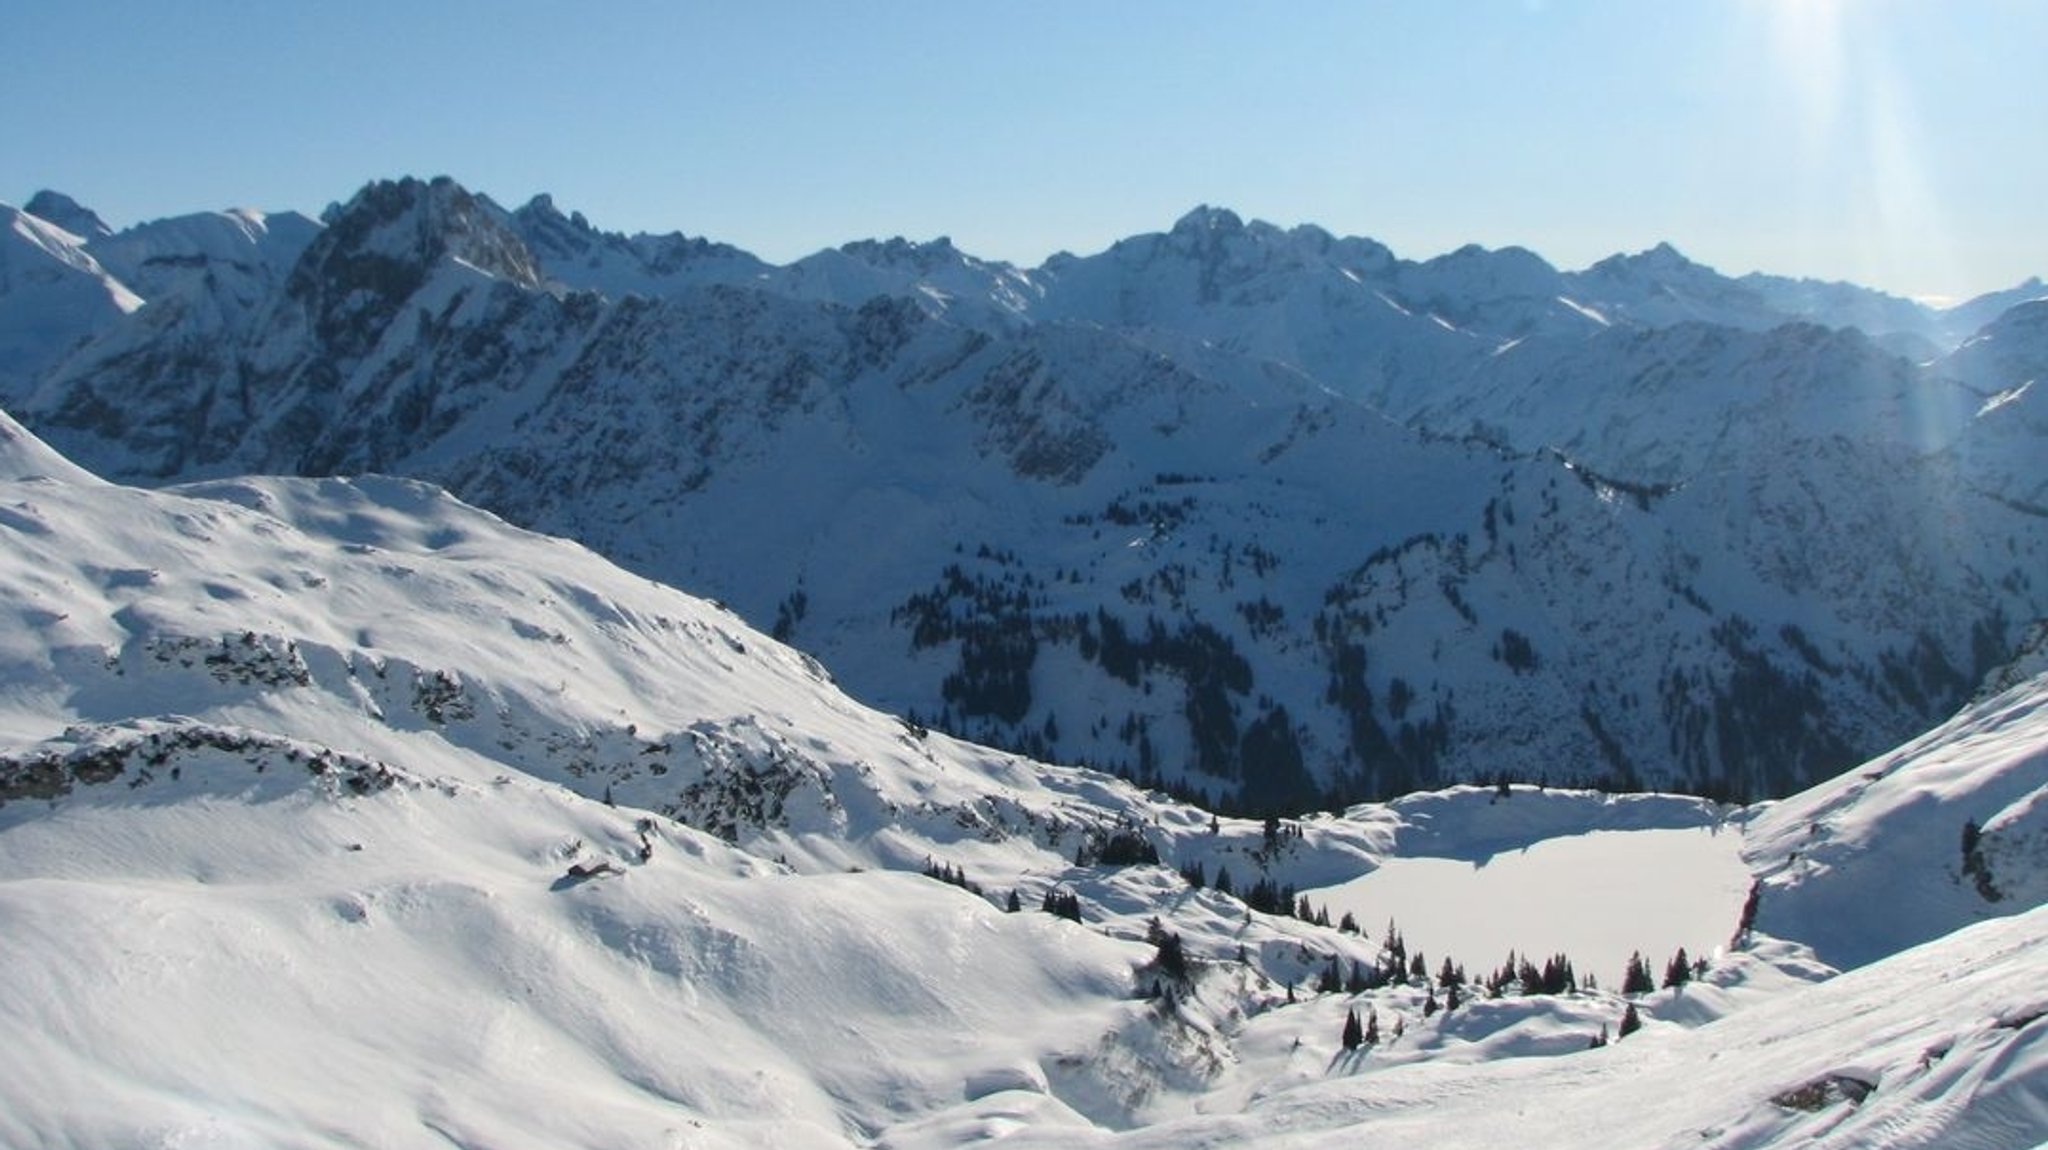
[1590,241,1711,279]
[314,177,542,289]
[837,234,965,271]
[282,177,543,359]
[1171,205,1245,237]
[23,190,111,239]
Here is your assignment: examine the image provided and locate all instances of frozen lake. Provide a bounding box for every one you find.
[1305,826,1752,988]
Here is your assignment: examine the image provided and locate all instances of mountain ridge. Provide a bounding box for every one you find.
[4,176,2044,812]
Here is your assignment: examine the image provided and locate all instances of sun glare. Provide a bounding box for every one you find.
[1749,0,1959,300]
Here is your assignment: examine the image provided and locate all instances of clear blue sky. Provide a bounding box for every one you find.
[5,1,2041,301]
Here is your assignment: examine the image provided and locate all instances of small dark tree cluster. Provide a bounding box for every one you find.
[1148,918,1191,983]
[1382,921,1409,981]
[1079,825,1161,867]
[1486,952,1578,996]
[1617,1002,1643,1039]
[1662,947,1692,989]
[1241,874,1300,917]
[1294,896,1333,928]
[1341,1006,1381,1050]
[1621,951,1657,996]
[1041,888,1083,922]
[921,857,983,897]
[1486,951,1578,996]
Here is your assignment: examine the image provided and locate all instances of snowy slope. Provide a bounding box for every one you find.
[0,204,141,405]
[3,414,2045,1147]
[1745,670,2048,969]
[982,906,2048,1150]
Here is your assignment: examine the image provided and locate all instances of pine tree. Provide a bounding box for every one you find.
[1734,878,1762,946]
[1363,1008,1380,1046]
[1618,1002,1642,1039]
[1341,1008,1365,1050]
[1622,950,1656,995]
[1213,866,1235,897]
[1318,956,1343,994]
[1445,981,1461,1012]
[1423,987,1439,1017]
[1005,889,1022,913]
[1663,947,1692,989]
[1154,931,1189,983]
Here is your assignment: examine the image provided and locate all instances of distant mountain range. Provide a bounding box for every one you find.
[4,176,2044,811]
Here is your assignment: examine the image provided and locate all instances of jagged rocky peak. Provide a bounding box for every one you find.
[1171,204,1246,237]
[509,191,600,257]
[508,191,766,290]
[285,177,542,356]
[22,190,112,239]
[838,234,969,272]
[307,176,541,292]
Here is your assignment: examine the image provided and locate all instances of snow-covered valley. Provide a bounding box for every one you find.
[1,405,2043,1147]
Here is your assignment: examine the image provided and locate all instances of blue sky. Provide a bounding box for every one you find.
[5,1,2041,301]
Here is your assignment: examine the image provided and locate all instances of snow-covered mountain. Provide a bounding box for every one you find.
[4,178,2045,814]
[0,204,140,405]
[2,412,2043,1148]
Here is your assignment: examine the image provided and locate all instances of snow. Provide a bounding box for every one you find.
[1745,667,2048,969]
[0,414,2043,1146]
[8,176,2043,816]
[0,182,2045,1145]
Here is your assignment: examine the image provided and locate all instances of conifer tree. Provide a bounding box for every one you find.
[1423,987,1439,1018]
[1618,1002,1642,1039]
[1005,889,1022,913]
[1318,956,1343,994]
[1445,981,1461,1012]
[1341,1008,1365,1050]
[1622,950,1656,995]
[1363,1008,1380,1046]
[1663,947,1692,989]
